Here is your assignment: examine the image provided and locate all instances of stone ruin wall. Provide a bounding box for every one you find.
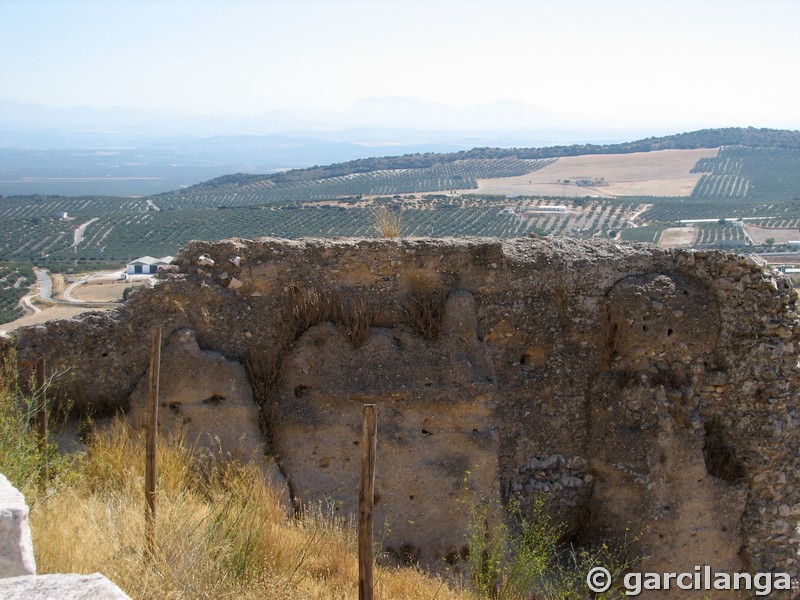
[10,237,800,590]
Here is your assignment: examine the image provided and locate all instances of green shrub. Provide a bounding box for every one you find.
[465,495,638,600]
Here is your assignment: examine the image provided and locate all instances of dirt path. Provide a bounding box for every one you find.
[19,292,41,315]
[73,217,99,247]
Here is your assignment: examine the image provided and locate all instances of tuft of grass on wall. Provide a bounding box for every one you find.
[372,205,403,238]
[402,279,448,340]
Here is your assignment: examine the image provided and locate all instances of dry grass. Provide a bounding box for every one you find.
[337,295,377,349]
[245,286,381,441]
[28,420,474,600]
[402,280,448,340]
[372,206,403,238]
[281,285,379,349]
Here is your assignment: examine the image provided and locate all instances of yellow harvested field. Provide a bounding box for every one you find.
[745,225,800,245]
[0,304,107,332]
[70,281,142,302]
[460,148,718,198]
[658,227,697,248]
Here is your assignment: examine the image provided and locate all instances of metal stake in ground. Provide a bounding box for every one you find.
[145,326,161,555]
[358,403,377,600]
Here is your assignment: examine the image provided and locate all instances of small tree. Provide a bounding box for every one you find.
[766,237,776,245]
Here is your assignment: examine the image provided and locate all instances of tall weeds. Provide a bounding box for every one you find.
[0,351,64,494]
[464,496,638,600]
[20,416,471,600]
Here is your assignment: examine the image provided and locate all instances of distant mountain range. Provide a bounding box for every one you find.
[0,96,651,138]
[0,97,779,196]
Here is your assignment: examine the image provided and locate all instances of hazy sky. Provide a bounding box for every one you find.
[2,0,799,129]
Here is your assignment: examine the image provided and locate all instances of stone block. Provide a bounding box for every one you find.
[0,474,35,578]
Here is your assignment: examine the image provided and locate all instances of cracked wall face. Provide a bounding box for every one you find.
[10,237,800,583]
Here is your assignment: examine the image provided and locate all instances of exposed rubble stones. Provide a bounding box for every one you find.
[196,253,215,267]
[10,236,800,589]
[511,454,591,497]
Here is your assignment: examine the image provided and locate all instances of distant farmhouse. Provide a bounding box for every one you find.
[126,256,174,276]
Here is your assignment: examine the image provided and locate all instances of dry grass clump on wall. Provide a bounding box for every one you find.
[403,279,448,340]
[372,205,403,238]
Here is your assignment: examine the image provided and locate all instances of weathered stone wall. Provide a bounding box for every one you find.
[11,237,800,589]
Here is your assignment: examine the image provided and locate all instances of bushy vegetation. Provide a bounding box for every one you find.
[694,222,749,247]
[0,195,643,263]
[691,146,800,200]
[640,196,800,222]
[464,497,635,600]
[0,262,35,324]
[618,224,666,244]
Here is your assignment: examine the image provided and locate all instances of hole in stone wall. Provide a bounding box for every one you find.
[703,417,745,483]
[667,328,673,337]
[651,367,685,389]
[642,325,648,332]
[565,500,602,547]
[202,394,225,405]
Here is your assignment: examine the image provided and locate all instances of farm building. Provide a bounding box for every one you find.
[522,205,568,217]
[126,256,174,275]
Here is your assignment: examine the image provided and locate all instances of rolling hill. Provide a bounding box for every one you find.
[0,127,799,270]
